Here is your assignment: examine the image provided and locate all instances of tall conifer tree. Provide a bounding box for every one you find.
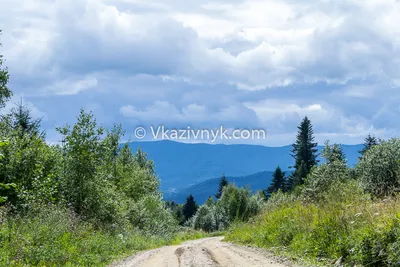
[265,166,286,199]
[215,174,228,199]
[182,194,198,222]
[289,116,319,189]
[359,134,378,159]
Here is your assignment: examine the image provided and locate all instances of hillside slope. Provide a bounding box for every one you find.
[127,140,363,192]
[164,171,274,204]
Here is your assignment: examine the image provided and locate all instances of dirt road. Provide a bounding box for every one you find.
[111,237,294,267]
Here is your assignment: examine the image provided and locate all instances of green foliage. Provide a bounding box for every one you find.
[192,184,265,232]
[0,30,12,108]
[192,204,217,232]
[321,140,346,164]
[165,200,185,225]
[0,139,14,203]
[0,182,15,203]
[226,130,400,266]
[303,141,350,201]
[205,196,214,207]
[265,166,286,199]
[0,204,209,267]
[0,40,214,266]
[0,130,60,207]
[129,194,178,237]
[356,138,400,197]
[9,100,45,138]
[116,145,160,202]
[226,180,400,266]
[0,105,210,266]
[217,184,264,223]
[359,134,379,159]
[57,109,123,225]
[290,116,319,189]
[215,174,228,199]
[182,194,198,222]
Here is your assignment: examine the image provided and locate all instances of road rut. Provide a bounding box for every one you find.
[111,237,295,267]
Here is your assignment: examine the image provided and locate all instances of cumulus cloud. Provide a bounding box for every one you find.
[4,0,400,89]
[120,101,258,127]
[1,0,400,145]
[44,75,98,95]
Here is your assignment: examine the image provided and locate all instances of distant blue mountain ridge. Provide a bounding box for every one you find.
[127,140,363,204]
[164,171,274,204]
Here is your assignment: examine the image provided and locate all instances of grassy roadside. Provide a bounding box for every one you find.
[225,184,400,266]
[0,206,223,267]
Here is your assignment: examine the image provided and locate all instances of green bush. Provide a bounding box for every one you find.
[303,141,350,201]
[226,179,400,266]
[129,194,178,237]
[192,185,265,232]
[0,205,156,266]
[217,184,264,223]
[192,204,217,232]
[356,138,400,197]
[0,203,214,267]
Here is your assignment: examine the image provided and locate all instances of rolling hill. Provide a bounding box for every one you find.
[127,140,363,195]
[163,171,274,204]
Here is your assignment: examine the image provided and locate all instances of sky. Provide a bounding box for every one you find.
[1,0,400,146]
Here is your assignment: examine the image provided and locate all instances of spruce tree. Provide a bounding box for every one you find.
[182,194,198,222]
[10,99,44,138]
[265,166,286,199]
[215,174,228,199]
[289,116,319,189]
[359,134,378,159]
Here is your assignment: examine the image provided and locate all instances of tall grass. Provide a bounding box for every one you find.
[0,205,216,267]
[225,181,400,266]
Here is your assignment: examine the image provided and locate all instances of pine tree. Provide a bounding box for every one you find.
[182,194,198,222]
[215,174,228,199]
[289,116,319,189]
[265,166,286,199]
[9,99,44,138]
[359,134,378,159]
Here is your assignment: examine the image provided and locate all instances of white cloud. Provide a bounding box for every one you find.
[1,0,400,145]
[120,101,258,126]
[3,0,400,90]
[44,75,98,95]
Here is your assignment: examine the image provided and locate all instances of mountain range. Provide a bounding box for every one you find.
[163,171,274,204]
[127,140,363,203]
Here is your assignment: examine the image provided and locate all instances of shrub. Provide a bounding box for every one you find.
[356,138,400,197]
[191,185,264,232]
[192,204,217,232]
[217,184,264,223]
[226,180,400,266]
[303,141,350,201]
[129,194,178,237]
